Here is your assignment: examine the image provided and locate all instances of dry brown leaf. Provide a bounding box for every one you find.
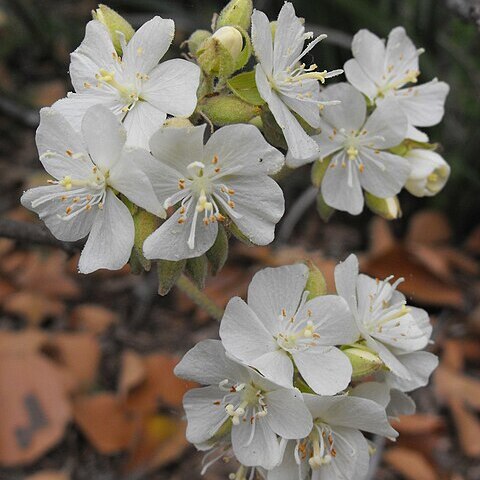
[449,399,480,458]
[369,217,396,256]
[0,251,28,276]
[384,446,438,480]
[26,471,70,480]
[125,354,195,414]
[391,414,445,435]
[118,350,146,397]
[73,393,137,454]
[30,80,67,107]
[44,333,100,392]
[3,291,65,326]
[0,279,15,304]
[69,304,118,335]
[0,354,70,466]
[0,330,48,356]
[465,225,480,255]
[406,210,452,246]
[442,340,465,371]
[435,366,480,411]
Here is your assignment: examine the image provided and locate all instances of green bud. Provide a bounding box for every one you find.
[129,208,160,274]
[186,255,208,290]
[206,225,229,275]
[187,29,212,57]
[157,259,186,296]
[163,117,194,129]
[365,193,402,220]
[217,0,253,31]
[227,70,265,106]
[305,261,327,299]
[311,158,329,188]
[213,26,243,61]
[197,28,239,77]
[343,347,384,380]
[199,94,261,126]
[92,4,134,55]
[316,190,335,222]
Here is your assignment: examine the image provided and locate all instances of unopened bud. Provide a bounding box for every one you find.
[92,4,134,54]
[187,29,212,57]
[212,26,244,62]
[305,261,327,299]
[199,94,261,126]
[217,0,253,31]
[365,193,401,220]
[343,347,384,380]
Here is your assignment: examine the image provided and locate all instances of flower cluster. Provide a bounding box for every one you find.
[176,255,437,479]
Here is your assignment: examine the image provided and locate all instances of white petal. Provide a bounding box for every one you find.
[394,80,449,126]
[311,119,344,160]
[294,346,352,395]
[108,147,165,217]
[21,185,95,241]
[232,417,281,469]
[81,105,126,170]
[351,381,391,409]
[219,296,277,363]
[69,20,117,92]
[251,9,274,75]
[265,388,313,439]
[218,175,284,246]
[203,124,284,176]
[268,441,304,480]
[350,29,386,86]
[123,101,167,149]
[149,124,205,174]
[387,389,416,417]
[358,149,410,198]
[334,254,360,314]
[406,124,429,142]
[365,336,411,380]
[142,59,200,116]
[343,58,377,100]
[385,27,419,83]
[280,82,321,128]
[247,264,309,334]
[122,16,174,74]
[250,350,294,389]
[35,107,91,180]
[319,83,367,132]
[143,198,217,261]
[321,151,364,215]
[78,189,134,273]
[183,385,229,444]
[256,66,319,166]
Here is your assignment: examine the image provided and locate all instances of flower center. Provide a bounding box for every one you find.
[377,68,420,98]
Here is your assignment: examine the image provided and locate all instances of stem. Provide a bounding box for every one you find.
[176,274,224,321]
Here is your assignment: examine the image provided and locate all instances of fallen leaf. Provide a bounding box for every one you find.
[406,210,452,246]
[0,330,48,355]
[435,366,480,410]
[0,279,16,303]
[118,350,146,397]
[465,224,480,255]
[449,399,480,458]
[391,414,445,435]
[26,471,70,480]
[0,354,70,466]
[368,217,396,256]
[384,446,438,480]
[30,80,66,108]
[73,393,137,454]
[69,304,118,335]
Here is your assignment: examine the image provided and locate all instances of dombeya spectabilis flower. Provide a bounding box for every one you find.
[53,16,200,149]
[251,2,342,164]
[267,394,397,480]
[174,339,313,470]
[404,149,450,197]
[344,27,449,141]
[141,124,285,261]
[313,83,411,215]
[21,105,163,274]
[334,254,432,380]
[220,264,358,395]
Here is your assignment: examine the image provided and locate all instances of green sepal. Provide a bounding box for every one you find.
[206,224,229,276]
[129,209,161,274]
[157,259,186,296]
[305,261,327,299]
[311,158,329,188]
[365,192,402,220]
[216,0,253,31]
[226,219,254,246]
[198,94,261,126]
[232,26,252,72]
[227,70,265,106]
[186,255,209,290]
[261,110,288,151]
[197,36,236,78]
[316,190,335,222]
[341,345,384,381]
[187,29,212,57]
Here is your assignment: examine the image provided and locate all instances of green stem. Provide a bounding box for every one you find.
[176,274,224,321]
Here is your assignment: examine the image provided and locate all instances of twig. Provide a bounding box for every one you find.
[0,95,40,128]
[276,186,317,245]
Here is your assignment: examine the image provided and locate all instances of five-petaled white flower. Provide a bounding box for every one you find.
[21,105,163,274]
[344,27,449,142]
[404,149,450,197]
[267,394,397,480]
[140,124,285,261]
[334,254,432,380]
[251,2,342,165]
[174,339,313,470]
[220,264,358,395]
[53,16,200,149]
[313,83,411,215]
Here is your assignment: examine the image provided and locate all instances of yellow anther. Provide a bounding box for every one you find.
[347,146,359,161]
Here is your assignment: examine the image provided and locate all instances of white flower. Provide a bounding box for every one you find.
[313,83,411,215]
[251,2,342,165]
[174,339,313,470]
[404,149,450,197]
[334,254,433,380]
[344,27,449,142]
[21,105,163,274]
[268,394,397,480]
[141,124,285,261]
[220,264,358,395]
[53,16,200,149]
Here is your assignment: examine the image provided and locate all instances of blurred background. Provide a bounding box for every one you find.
[0,0,479,479]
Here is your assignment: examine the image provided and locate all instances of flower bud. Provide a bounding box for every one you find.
[365,193,402,220]
[157,259,186,296]
[130,209,161,273]
[187,29,212,57]
[213,26,244,62]
[404,149,450,197]
[92,4,134,54]
[199,94,261,126]
[305,261,327,299]
[343,347,384,380]
[216,0,253,31]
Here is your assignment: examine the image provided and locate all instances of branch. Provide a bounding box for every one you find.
[0,95,40,128]
[0,218,81,253]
